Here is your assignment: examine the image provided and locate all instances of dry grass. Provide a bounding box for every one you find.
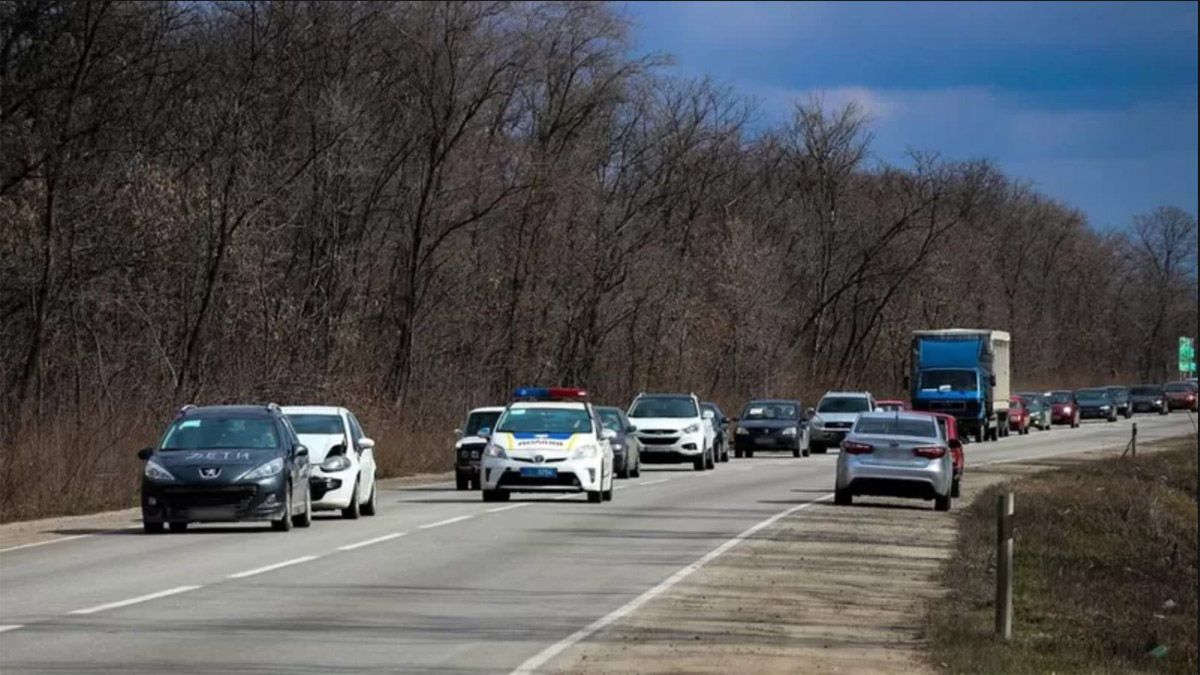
[928,437,1199,674]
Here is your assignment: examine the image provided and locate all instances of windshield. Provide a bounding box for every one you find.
[1046,391,1073,404]
[160,417,280,450]
[1165,383,1195,392]
[817,396,871,414]
[597,409,624,432]
[854,417,938,438]
[741,402,799,420]
[919,369,978,392]
[629,397,698,419]
[465,411,501,436]
[285,414,343,435]
[1130,386,1161,396]
[1076,390,1108,402]
[496,407,592,434]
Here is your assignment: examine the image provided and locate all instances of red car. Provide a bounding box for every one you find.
[1008,396,1032,435]
[1164,381,1198,412]
[913,411,964,497]
[1045,390,1080,428]
[876,399,909,412]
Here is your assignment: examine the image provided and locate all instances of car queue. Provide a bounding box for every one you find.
[134,378,1195,533]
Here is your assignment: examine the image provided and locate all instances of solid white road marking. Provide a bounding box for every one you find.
[69,585,202,615]
[227,556,318,579]
[486,503,531,514]
[511,493,834,675]
[337,532,408,551]
[613,485,627,491]
[0,624,24,633]
[0,535,92,554]
[418,515,474,529]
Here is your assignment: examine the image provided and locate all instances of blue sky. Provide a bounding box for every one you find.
[619,1,1198,230]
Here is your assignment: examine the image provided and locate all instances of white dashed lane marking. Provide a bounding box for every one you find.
[337,532,408,551]
[485,503,531,513]
[0,624,24,633]
[0,535,92,554]
[227,556,319,580]
[69,585,202,615]
[418,515,474,530]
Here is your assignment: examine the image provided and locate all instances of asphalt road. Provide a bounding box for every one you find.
[1,414,1194,674]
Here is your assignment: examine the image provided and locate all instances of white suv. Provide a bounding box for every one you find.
[807,392,876,454]
[627,393,716,471]
[480,388,615,503]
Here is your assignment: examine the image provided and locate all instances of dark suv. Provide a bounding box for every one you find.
[138,404,312,533]
[1129,384,1169,415]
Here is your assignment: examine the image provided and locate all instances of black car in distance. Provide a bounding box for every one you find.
[1105,386,1132,419]
[701,401,732,463]
[138,404,313,533]
[733,399,808,458]
[1128,384,1170,415]
[1074,388,1118,422]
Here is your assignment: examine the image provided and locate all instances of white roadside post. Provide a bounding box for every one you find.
[995,491,1014,641]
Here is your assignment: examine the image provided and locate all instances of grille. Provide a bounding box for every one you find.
[512,456,566,464]
[639,429,677,435]
[640,436,679,446]
[162,486,257,508]
[825,422,853,429]
[927,401,967,412]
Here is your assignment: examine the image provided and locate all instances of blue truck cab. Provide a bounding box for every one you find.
[909,329,1011,443]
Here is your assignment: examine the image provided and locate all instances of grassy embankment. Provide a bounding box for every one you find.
[929,436,1198,673]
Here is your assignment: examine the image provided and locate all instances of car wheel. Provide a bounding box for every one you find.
[587,490,603,503]
[272,485,293,531]
[360,480,377,516]
[734,449,743,458]
[694,454,706,471]
[802,444,811,457]
[455,474,469,490]
[746,449,755,458]
[705,447,715,470]
[834,488,852,506]
[618,461,630,479]
[951,477,961,498]
[934,492,952,512]
[168,522,187,533]
[631,458,641,478]
[295,485,312,528]
[602,489,613,502]
[342,478,361,519]
[143,521,164,534]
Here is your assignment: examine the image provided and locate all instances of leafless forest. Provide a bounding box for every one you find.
[1,1,1196,520]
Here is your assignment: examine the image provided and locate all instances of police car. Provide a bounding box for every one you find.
[479,387,616,503]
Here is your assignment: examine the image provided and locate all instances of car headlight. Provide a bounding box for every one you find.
[240,457,283,480]
[144,459,176,482]
[1063,406,1072,414]
[1156,399,1163,405]
[811,417,824,429]
[1099,405,1110,411]
[782,427,798,436]
[484,443,508,459]
[682,423,700,434]
[735,426,749,435]
[321,455,352,472]
[572,444,600,460]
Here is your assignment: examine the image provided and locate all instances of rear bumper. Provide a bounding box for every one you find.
[141,478,287,523]
[837,460,951,499]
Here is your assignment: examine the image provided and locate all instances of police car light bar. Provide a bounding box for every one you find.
[513,386,589,401]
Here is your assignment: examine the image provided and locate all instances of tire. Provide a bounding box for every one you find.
[617,460,630,479]
[793,446,801,458]
[360,481,377,516]
[1160,406,1169,416]
[168,522,187,533]
[630,458,641,478]
[934,492,952,512]
[951,477,961,498]
[720,444,730,463]
[802,445,811,457]
[272,485,294,531]
[342,478,361,519]
[143,521,164,534]
[587,490,603,503]
[294,485,312,528]
[1071,415,1080,428]
[834,488,852,506]
[694,454,706,471]
[705,448,715,470]
[746,449,755,458]
[602,489,613,502]
[810,443,825,455]
[734,448,743,459]
[455,474,469,490]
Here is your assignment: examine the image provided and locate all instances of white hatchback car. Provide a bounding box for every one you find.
[480,388,615,503]
[282,406,378,518]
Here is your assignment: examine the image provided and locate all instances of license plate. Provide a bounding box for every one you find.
[519,467,557,478]
[754,437,776,446]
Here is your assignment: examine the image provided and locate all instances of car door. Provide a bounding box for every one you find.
[619,410,640,467]
[279,416,307,507]
[347,412,375,500]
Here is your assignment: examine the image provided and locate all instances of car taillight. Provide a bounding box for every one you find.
[914,446,946,459]
[841,441,874,454]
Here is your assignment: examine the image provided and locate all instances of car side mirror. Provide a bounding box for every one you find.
[626,425,638,433]
[137,447,154,461]
[358,437,375,450]
[295,445,309,457]
[702,410,715,420]
[806,408,815,418]
[601,429,618,441]
[454,428,463,438]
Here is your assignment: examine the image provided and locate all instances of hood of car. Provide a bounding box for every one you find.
[296,433,348,464]
[151,449,276,483]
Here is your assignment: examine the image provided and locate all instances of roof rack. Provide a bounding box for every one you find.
[265,402,281,412]
[175,404,196,416]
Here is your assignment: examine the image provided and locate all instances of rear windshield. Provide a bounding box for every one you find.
[817,396,871,414]
[1130,386,1161,395]
[286,414,342,435]
[496,407,592,434]
[854,417,937,439]
[465,411,501,436]
[161,417,280,450]
[741,402,799,420]
[629,397,698,419]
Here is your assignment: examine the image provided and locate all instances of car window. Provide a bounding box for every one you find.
[497,407,593,434]
[854,417,937,438]
[741,403,799,420]
[286,414,343,435]
[465,411,501,436]
[347,413,366,447]
[919,369,977,392]
[1130,386,1161,395]
[597,409,624,432]
[817,396,871,413]
[629,397,698,418]
[1046,391,1073,403]
[160,417,280,450]
[1076,390,1108,402]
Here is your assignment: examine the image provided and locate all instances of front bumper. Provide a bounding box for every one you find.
[636,432,705,464]
[1131,400,1165,413]
[837,457,951,499]
[481,456,604,493]
[734,431,800,451]
[1167,397,1197,410]
[141,476,287,523]
[1078,407,1112,419]
[809,426,851,447]
[309,466,356,509]
[1050,408,1076,424]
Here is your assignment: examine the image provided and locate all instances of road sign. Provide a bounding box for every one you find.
[1180,337,1196,375]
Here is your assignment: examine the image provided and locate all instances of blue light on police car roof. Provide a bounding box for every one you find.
[513,387,550,399]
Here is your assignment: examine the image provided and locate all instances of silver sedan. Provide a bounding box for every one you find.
[834,412,954,511]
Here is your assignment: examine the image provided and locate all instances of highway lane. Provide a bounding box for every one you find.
[0,413,1193,673]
